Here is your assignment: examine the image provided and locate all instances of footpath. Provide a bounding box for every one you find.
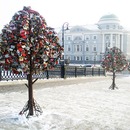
[0,76,110,93]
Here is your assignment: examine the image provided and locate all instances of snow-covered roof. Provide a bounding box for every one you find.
[69,24,100,32]
[84,24,99,30]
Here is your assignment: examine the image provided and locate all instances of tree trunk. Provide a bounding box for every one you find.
[28,46,34,116]
[112,71,116,90]
[28,73,34,115]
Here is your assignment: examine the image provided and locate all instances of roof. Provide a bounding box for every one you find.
[100,14,118,20]
[99,14,120,22]
[98,13,120,25]
[69,24,99,32]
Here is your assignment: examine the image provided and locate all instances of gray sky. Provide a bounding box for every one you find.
[0,0,130,30]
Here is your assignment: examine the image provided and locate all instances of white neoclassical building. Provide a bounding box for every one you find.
[58,14,130,65]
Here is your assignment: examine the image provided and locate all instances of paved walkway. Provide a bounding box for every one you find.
[0,76,110,93]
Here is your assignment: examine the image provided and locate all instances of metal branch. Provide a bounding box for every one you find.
[32,78,38,85]
[19,99,43,118]
[25,83,28,88]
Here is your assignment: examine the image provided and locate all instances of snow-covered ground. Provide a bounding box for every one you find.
[0,75,130,130]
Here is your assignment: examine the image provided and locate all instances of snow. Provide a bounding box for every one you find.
[0,76,130,130]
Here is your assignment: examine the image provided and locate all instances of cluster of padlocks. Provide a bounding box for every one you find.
[0,6,63,74]
[101,47,128,72]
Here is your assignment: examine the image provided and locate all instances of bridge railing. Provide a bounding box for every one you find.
[0,66,106,81]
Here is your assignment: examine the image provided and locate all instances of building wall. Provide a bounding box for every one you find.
[58,14,130,64]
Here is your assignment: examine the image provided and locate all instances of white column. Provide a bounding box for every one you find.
[115,34,117,47]
[116,34,119,48]
[102,33,105,52]
[118,34,120,48]
[121,34,123,51]
[110,33,113,47]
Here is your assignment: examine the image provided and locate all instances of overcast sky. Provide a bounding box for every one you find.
[0,0,130,30]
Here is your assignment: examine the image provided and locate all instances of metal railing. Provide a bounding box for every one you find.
[0,66,106,81]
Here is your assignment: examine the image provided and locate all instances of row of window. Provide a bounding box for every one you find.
[66,56,97,61]
[66,45,97,52]
[105,25,123,30]
[67,35,97,41]
[66,34,121,41]
[105,34,118,40]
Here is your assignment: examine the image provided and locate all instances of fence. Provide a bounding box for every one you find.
[0,66,106,81]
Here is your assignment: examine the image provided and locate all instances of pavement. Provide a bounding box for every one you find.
[0,76,109,93]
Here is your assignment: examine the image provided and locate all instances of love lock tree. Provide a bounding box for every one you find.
[101,46,128,90]
[127,60,130,73]
[0,6,63,117]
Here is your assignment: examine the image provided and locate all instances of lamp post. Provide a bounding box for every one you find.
[100,52,104,62]
[61,22,69,78]
[62,22,69,58]
[93,52,97,67]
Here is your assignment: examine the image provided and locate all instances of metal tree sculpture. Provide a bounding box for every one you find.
[101,47,128,90]
[0,6,63,117]
[127,60,130,73]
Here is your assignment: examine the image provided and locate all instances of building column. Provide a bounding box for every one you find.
[120,34,123,51]
[116,34,118,47]
[110,33,113,48]
[117,34,120,48]
[102,33,105,52]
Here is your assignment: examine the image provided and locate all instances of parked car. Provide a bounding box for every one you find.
[69,64,93,68]
[85,64,93,67]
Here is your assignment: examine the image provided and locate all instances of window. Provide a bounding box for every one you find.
[74,45,76,52]
[85,56,89,61]
[113,35,116,40]
[67,36,71,41]
[113,25,116,29]
[93,35,97,40]
[74,56,76,60]
[93,56,96,61]
[77,45,79,51]
[106,35,109,40]
[74,45,82,52]
[85,35,90,40]
[93,36,97,39]
[106,25,109,29]
[106,42,110,47]
[77,56,79,60]
[93,46,96,51]
[67,45,71,51]
[86,45,89,51]
[80,45,82,51]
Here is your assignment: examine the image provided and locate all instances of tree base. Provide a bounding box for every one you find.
[109,84,118,90]
[19,99,43,118]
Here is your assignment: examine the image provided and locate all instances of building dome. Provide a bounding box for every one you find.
[98,13,120,24]
[100,14,119,20]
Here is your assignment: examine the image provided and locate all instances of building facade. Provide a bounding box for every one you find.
[58,14,130,65]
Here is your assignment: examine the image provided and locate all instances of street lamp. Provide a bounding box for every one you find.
[100,52,104,62]
[61,22,69,78]
[93,52,97,67]
[62,22,69,59]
